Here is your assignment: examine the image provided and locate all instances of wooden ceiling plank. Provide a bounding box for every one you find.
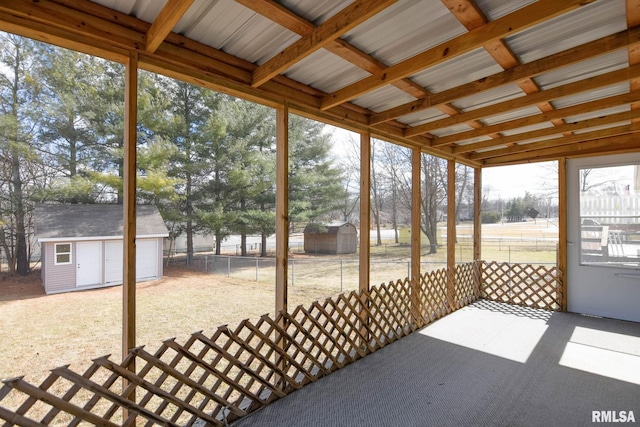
[471,122,640,161]
[321,0,592,110]
[251,0,399,88]
[431,92,640,146]
[406,64,640,138]
[370,26,640,125]
[453,109,640,154]
[482,133,640,166]
[146,0,194,53]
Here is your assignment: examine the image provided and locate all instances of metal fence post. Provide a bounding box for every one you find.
[340,260,343,292]
[256,257,259,281]
[291,259,295,286]
[205,256,208,273]
[227,256,230,277]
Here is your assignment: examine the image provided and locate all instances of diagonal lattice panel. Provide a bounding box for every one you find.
[481,261,562,311]
[0,262,489,426]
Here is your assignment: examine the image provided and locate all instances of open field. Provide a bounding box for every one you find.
[0,265,336,385]
[194,219,559,289]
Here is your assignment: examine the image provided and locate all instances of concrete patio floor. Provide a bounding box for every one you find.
[233,300,640,427]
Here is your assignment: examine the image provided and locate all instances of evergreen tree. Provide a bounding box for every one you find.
[288,114,344,232]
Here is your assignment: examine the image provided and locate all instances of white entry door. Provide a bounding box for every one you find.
[567,153,640,322]
[136,239,158,280]
[105,240,123,285]
[76,241,102,287]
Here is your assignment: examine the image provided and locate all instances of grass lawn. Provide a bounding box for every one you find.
[0,265,336,386]
[0,220,559,389]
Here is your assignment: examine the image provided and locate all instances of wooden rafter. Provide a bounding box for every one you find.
[431,92,640,147]
[251,0,399,87]
[405,64,640,138]
[0,0,638,166]
[371,26,640,126]
[321,0,593,110]
[453,109,640,154]
[237,0,427,99]
[482,132,640,165]
[145,0,194,53]
[627,0,640,121]
[474,123,640,161]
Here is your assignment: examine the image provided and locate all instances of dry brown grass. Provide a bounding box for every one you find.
[0,265,336,386]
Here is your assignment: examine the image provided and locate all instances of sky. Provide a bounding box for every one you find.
[326,125,556,200]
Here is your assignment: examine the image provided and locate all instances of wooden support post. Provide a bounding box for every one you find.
[473,167,482,297]
[359,131,371,346]
[411,148,422,324]
[359,131,371,292]
[275,104,289,315]
[275,104,289,390]
[122,51,138,414]
[558,157,568,311]
[447,159,456,311]
[123,52,137,360]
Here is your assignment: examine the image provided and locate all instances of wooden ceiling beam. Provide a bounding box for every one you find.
[431,92,640,146]
[250,0,399,88]
[471,122,640,161]
[145,0,194,53]
[443,0,568,134]
[321,0,593,110]
[482,133,640,166]
[237,0,428,100]
[406,64,640,138]
[370,26,640,125]
[454,109,640,154]
[627,0,640,122]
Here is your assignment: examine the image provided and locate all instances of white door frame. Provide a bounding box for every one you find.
[567,153,640,322]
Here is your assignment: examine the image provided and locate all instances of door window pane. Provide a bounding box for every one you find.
[579,164,640,268]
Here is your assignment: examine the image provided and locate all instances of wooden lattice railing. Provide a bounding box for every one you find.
[480,261,562,311]
[0,260,560,426]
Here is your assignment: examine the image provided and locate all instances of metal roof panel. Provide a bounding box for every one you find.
[343,0,467,66]
[534,50,629,90]
[552,83,630,109]
[412,47,504,94]
[474,0,536,21]
[453,83,525,112]
[285,50,370,93]
[505,0,627,64]
[352,85,417,113]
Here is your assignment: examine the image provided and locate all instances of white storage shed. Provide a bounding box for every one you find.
[35,204,169,294]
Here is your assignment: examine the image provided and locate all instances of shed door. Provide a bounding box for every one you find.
[567,154,640,322]
[76,241,102,287]
[136,239,158,280]
[105,240,123,285]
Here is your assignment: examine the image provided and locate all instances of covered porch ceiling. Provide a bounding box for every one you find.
[2,0,640,168]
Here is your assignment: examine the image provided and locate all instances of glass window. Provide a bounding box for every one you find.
[55,243,72,265]
[579,164,640,269]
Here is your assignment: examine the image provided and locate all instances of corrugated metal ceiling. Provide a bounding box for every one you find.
[62,0,638,165]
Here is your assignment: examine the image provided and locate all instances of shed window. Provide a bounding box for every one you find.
[55,243,72,265]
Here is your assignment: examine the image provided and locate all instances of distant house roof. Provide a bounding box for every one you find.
[35,204,169,241]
